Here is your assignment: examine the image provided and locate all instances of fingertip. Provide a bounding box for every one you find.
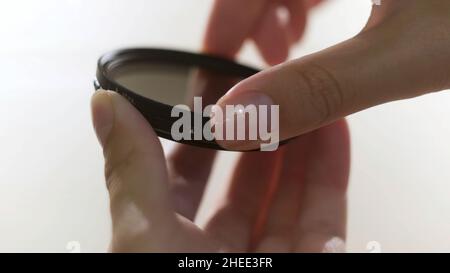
[101,91,173,221]
[212,90,279,152]
[91,90,115,147]
[262,43,290,66]
[99,90,166,179]
[107,91,160,143]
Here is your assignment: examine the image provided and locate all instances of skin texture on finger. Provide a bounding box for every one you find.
[257,119,349,253]
[203,0,268,58]
[214,0,450,151]
[204,150,284,252]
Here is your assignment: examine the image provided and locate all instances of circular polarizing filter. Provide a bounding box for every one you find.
[95,48,260,150]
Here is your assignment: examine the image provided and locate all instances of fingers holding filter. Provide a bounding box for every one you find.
[91,90,179,252]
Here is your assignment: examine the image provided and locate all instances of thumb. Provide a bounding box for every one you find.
[91,90,176,252]
[213,3,450,151]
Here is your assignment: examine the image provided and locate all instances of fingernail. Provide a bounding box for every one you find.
[211,91,275,150]
[322,237,346,253]
[91,90,114,147]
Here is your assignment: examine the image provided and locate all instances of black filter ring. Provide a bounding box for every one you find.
[95,48,261,150]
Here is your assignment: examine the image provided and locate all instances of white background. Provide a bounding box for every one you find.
[1,0,450,252]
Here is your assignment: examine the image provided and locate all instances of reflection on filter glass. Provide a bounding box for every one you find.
[112,62,243,109]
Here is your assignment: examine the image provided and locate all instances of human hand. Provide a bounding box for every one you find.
[91,90,350,252]
[163,0,325,220]
[211,0,450,150]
